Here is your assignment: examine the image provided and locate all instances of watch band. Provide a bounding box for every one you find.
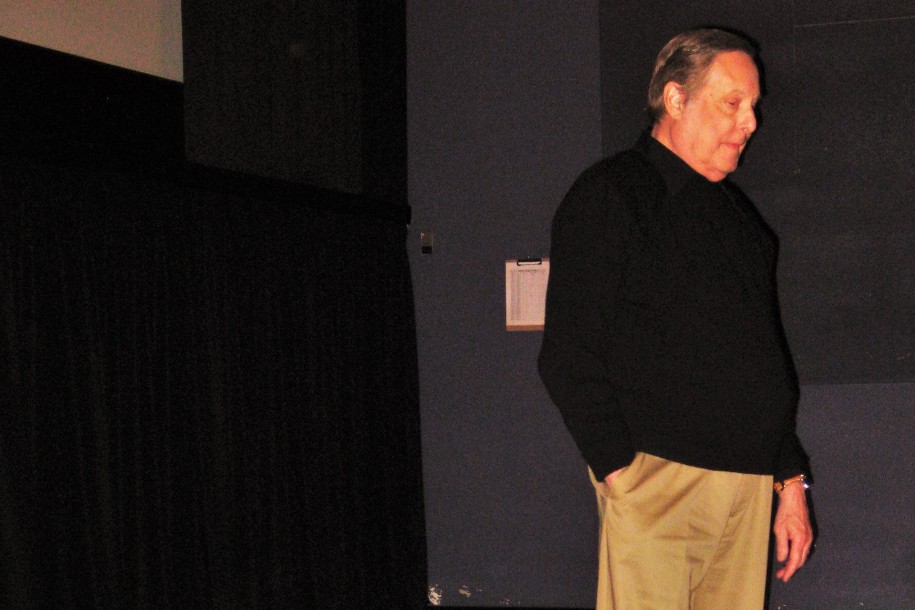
[774,473,809,493]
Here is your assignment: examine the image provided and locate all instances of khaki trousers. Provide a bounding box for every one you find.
[590,453,773,610]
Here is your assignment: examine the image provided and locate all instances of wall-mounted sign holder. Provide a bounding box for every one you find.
[505,258,549,331]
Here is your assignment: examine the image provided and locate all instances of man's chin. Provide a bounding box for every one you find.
[718,156,741,176]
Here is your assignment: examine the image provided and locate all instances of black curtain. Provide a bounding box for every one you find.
[0,154,426,607]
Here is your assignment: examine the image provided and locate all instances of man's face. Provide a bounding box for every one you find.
[667,51,761,182]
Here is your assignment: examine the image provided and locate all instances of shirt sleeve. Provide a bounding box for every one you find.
[537,163,636,480]
[775,427,811,483]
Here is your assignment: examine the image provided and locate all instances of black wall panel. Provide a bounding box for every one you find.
[793,1,915,23]
[182,1,407,206]
[782,19,913,382]
[0,36,183,174]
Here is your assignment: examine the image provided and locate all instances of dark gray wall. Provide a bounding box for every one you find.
[409,1,914,607]
[408,2,602,606]
[407,0,600,605]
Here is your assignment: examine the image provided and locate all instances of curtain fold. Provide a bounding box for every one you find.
[1,156,426,608]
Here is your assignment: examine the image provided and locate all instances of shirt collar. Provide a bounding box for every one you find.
[633,130,707,196]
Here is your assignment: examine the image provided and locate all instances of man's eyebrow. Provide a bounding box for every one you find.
[727,88,761,106]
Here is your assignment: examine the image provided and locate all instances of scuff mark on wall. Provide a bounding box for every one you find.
[427,582,523,606]
[427,584,442,606]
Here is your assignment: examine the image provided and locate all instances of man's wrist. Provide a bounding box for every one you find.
[774,473,809,494]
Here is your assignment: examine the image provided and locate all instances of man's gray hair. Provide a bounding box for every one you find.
[647,28,757,124]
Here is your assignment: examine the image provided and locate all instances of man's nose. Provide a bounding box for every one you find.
[741,108,757,135]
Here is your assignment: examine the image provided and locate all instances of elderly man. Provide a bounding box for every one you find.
[539,28,813,609]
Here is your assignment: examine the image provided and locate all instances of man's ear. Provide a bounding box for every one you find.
[663,82,687,119]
